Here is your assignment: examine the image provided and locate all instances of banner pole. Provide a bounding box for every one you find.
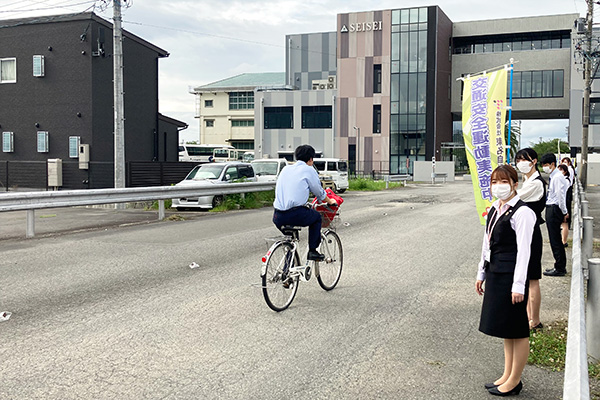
[507,58,514,164]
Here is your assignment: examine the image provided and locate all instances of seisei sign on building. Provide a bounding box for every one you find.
[340,21,383,33]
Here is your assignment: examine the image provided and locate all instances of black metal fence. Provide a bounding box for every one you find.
[0,160,199,191]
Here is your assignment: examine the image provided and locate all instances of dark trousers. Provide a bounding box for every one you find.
[546,205,566,272]
[273,207,322,251]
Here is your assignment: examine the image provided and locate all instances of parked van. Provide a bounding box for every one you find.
[251,158,288,182]
[313,158,349,193]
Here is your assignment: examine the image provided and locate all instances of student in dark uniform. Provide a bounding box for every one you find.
[476,165,536,396]
[515,148,546,331]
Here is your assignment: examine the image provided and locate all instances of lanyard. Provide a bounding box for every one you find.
[487,204,510,244]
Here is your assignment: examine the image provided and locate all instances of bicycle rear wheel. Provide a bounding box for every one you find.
[317,230,343,290]
[262,242,299,311]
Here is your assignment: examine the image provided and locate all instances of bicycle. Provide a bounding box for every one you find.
[261,202,343,312]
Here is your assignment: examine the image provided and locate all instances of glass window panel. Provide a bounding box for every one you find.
[399,115,408,131]
[400,9,409,24]
[399,74,409,113]
[531,39,542,50]
[418,30,427,72]
[521,40,531,51]
[590,100,600,124]
[493,42,503,52]
[391,115,399,133]
[474,43,484,53]
[408,73,418,113]
[562,38,570,48]
[409,23,418,32]
[0,59,16,82]
[419,7,428,22]
[391,134,399,154]
[400,24,408,32]
[400,32,409,72]
[521,71,532,98]
[392,25,400,33]
[504,42,512,52]
[391,61,399,73]
[541,39,551,49]
[542,70,553,97]
[391,102,399,114]
[418,23,427,31]
[532,71,542,97]
[553,70,564,97]
[69,136,80,158]
[408,115,417,131]
[409,32,418,72]
[417,115,426,131]
[551,38,560,48]
[410,8,419,24]
[418,73,426,113]
[392,9,400,25]
[512,71,521,98]
[512,41,522,51]
[391,73,399,101]
[392,32,400,61]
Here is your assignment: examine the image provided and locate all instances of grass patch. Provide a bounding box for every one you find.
[348,178,404,191]
[145,199,172,210]
[211,190,275,212]
[39,214,57,218]
[528,319,600,380]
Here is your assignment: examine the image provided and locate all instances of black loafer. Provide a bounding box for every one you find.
[543,269,566,277]
[307,250,325,261]
[488,381,522,396]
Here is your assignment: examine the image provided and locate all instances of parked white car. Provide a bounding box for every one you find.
[251,158,288,182]
[313,158,349,193]
[171,162,256,210]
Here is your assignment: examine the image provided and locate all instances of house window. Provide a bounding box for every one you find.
[0,58,16,83]
[2,132,14,152]
[301,106,332,129]
[264,107,293,129]
[33,55,45,77]
[229,91,254,110]
[204,99,213,107]
[69,136,80,158]
[373,105,382,133]
[373,64,382,93]
[205,120,214,127]
[37,131,49,153]
[231,120,254,127]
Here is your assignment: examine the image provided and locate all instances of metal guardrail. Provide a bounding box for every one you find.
[0,182,275,238]
[383,174,411,188]
[563,179,590,400]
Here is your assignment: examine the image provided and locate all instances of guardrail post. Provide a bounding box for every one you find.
[26,209,35,238]
[587,258,600,362]
[583,217,594,274]
[158,200,165,221]
[582,200,589,218]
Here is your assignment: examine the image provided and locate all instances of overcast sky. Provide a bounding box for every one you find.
[1,0,584,147]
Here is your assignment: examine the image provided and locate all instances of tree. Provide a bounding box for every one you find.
[531,138,570,158]
[505,120,520,162]
[186,140,198,144]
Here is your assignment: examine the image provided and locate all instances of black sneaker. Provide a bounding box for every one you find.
[307,250,325,261]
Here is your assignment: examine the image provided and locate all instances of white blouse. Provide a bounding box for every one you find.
[517,171,544,203]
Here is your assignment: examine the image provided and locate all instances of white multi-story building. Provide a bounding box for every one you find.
[191,73,286,150]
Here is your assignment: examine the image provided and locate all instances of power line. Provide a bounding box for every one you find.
[0,1,96,13]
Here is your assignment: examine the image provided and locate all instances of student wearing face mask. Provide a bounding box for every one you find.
[514,148,546,332]
[560,158,575,248]
[476,165,536,397]
[540,153,569,277]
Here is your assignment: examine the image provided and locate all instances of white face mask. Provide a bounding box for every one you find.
[492,183,513,200]
[516,161,532,174]
[543,166,552,174]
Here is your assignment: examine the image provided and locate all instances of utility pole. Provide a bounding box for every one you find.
[581,0,594,187]
[113,0,126,191]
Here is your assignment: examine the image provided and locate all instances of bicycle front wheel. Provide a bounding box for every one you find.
[262,242,299,312]
[317,230,343,291]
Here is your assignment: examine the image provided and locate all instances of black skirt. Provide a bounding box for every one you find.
[479,271,529,339]
[528,223,543,280]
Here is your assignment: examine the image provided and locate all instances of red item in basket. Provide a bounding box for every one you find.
[312,188,344,227]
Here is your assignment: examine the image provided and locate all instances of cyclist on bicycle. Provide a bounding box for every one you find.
[273,144,337,261]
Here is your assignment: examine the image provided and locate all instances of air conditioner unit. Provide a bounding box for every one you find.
[328,76,336,84]
[312,83,320,90]
[327,83,335,89]
[319,83,326,90]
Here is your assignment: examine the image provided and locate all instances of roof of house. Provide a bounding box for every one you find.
[0,12,169,57]
[194,72,286,92]
[158,113,188,129]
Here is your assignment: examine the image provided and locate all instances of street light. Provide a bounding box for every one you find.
[353,126,360,176]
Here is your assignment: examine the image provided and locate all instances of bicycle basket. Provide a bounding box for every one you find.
[316,204,339,228]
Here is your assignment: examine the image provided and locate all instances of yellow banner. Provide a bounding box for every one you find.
[462,69,508,225]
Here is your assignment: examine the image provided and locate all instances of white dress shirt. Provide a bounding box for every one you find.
[546,168,568,215]
[517,171,544,203]
[273,160,326,211]
[477,195,536,295]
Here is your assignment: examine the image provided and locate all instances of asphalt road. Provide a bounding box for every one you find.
[0,181,572,399]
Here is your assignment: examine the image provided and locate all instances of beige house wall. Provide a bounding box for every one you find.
[195,91,255,146]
